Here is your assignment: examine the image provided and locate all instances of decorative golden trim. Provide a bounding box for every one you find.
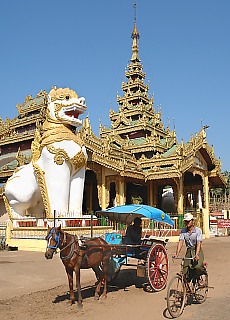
[46,145,87,175]
[71,150,87,173]
[41,121,84,148]
[31,129,42,162]
[32,163,52,218]
[3,194,13,219]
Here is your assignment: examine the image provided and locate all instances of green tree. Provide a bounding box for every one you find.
[210,171,230,198]
[222,171,230,195]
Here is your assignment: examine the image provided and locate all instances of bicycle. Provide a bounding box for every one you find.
[167,256,208,318]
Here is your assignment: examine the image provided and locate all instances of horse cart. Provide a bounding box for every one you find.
[45,204,174,306]
[97,204,175,292]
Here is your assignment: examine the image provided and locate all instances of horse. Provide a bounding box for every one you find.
[45,225,112,307]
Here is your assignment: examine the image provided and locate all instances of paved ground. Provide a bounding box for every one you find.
[0,236,230,319]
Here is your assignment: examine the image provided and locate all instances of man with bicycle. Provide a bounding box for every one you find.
[174,213,207,282]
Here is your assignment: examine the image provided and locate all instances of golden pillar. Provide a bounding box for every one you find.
[119,177,125,205]
[101,167,106,210]
[177,176,184,213]
[202,173,210,238]
[177,176,184,228]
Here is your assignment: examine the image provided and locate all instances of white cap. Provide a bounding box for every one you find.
[183,213,194,221]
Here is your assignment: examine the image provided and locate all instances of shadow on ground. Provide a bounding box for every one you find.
[52,268,158,304]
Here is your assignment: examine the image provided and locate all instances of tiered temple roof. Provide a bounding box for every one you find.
[79,23,225,186]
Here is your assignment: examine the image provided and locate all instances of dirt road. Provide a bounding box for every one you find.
[0,236,230,320]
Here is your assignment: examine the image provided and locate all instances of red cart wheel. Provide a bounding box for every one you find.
[147,244,169,291]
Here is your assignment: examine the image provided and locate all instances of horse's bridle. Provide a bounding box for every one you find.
[46,227,78,260]
[46,227,61,250]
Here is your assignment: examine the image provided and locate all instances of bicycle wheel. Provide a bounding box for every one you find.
[194,274,208,304]
[167,275,186,318]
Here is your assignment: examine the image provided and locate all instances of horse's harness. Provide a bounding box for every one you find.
[46,227,119,262]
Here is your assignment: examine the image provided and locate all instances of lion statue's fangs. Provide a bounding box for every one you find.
[4,87,88,221]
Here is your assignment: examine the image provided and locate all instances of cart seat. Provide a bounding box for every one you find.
[141,236,169,246]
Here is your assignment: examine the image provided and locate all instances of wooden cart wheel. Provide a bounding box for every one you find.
[147,244,169,291]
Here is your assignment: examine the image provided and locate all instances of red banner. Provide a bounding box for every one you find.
[217,219,230,228]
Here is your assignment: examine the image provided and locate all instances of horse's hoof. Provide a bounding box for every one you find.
[94,295,100,300]
[101,294,107,299]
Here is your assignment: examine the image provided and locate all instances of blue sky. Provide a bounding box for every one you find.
[1,0,230,171]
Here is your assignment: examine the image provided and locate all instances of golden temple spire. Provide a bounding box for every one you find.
[131,2,140,62]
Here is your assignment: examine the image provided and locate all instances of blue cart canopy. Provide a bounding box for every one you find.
[97,204,174,227]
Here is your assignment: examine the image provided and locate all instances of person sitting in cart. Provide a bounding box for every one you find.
[123,217,142,245]
[173,213,207,282]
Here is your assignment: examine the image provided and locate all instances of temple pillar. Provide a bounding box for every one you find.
[115,178,119,207]
[149,180,154,206]
[118,177,125,205]
[153,181,158,207]
[177,176,184,228]
[101,167,106,210]
[203,173,210,238]
[198,189,203,210]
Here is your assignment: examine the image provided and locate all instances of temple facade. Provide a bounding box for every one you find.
[0,22,226,238]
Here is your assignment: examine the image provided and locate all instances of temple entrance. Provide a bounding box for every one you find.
[161,185,177,214]
[184,172,203,211]
[109,182,116,207]
[83,170,100,213]
[126,182,148,204]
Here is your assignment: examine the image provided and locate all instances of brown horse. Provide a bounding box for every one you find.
[45,225,112,307]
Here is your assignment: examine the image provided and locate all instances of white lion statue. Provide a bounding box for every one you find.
[4,87,87,220]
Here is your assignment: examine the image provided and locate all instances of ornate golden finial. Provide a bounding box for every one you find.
[134,1,137,23]
[203,124,209,130]
[173,118,176,130]
[167,117,170,128]
[16,147,25,167]
[84,116,91,133]
[16,103,22,114]
[202,124,209,139]
[131,2,140,62]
